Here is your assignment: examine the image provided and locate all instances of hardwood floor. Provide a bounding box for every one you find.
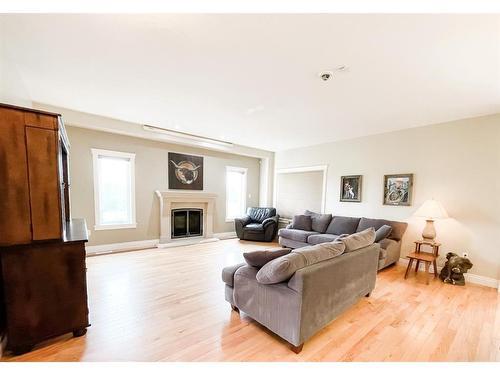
[2,238,499,361]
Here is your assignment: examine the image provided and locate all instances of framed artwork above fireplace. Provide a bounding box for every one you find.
[168,152,204,190]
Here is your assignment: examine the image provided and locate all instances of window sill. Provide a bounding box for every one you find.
[94,223,137,231]
[225,218,235,223]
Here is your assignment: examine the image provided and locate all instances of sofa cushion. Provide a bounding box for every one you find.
[247,207,276,223]
[375,224,392,242]
[304,210,332,233]
[326,216,361,235]
[291,215,312,231]
[278,228,318,242]
[341,227,376,252]
[356,217,408,241]
[245,223,264,231]
[294,241,345,265]
[243,248,291,267]
[256,252,306,284]
[307,233,339,245]
[256,241,345,284]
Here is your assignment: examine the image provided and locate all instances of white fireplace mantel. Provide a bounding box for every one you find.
[155,190,218,244]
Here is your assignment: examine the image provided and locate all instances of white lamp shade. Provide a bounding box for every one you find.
[413,199,449,219]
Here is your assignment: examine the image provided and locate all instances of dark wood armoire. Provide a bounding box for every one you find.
[0,103,89,355]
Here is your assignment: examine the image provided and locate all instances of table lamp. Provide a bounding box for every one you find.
[413,199,449,242]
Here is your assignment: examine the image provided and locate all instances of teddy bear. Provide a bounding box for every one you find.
[439,252,473,286]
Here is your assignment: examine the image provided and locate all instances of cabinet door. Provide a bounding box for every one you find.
[2,242,89,348]
[26,127,62,240]
[0,108,32,245]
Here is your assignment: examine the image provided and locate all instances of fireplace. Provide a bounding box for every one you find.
[171,208,203,239]
[155,191,217,244]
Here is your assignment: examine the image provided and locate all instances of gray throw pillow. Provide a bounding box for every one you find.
[375,225,393,242]
[256,241,345,284]
[304,210,332,233]
[243,248,291,267]
[291,215,312,231]
[293,241,345,266]
[341,227,376,252]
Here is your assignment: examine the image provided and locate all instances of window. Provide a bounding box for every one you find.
[225,166,248,221]
[92,149,136,230]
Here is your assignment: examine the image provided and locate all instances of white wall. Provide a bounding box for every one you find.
[0,26,32,107]
[276,170,324,218]
[275,114,500,280]
[66,126,262,246]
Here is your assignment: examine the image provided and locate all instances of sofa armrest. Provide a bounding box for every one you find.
[234,215,252,238]
[378,238,397,249]
[235,215,252,226]
[378,238,401,267]
[222,263,246,287]
[262,215,279,228]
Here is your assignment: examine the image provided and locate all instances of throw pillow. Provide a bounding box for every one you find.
[256,241,345,284]
[304,210,332,233]
[243,248,291,267]
[255,252,307,284]
[291,215,313,231]
[374,224,393,242]
[341,227,376,252]
[293,241,345,266]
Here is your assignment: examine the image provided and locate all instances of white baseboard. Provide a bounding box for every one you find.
[86,239,159,256]
[214,231,238,240]
[398,258,499,290]
[156,237,219,249]
[86,233,238,256]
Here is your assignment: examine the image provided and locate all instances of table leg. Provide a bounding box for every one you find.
[405,259,414,279]
[415,260,420,272]
[424,262,430,285]
[433,259,438,278]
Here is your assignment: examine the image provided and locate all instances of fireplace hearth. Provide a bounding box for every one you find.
[171,208,203,239]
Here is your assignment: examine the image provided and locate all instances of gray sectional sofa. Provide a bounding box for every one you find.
[279,213,407,270]
[222,236,380,353]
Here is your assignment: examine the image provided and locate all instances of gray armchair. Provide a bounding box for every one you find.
[234,207,279,242]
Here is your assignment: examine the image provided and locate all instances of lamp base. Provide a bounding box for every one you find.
[422,219,436,242]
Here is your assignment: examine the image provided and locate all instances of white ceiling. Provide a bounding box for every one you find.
[1,14,499,151]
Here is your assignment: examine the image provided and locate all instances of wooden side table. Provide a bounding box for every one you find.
[404,240,441,284]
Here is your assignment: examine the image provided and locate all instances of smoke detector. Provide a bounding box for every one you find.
[319,71,333,81]
[318,66,348,81]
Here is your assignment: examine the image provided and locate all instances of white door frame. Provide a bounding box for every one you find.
[273,165,328,214]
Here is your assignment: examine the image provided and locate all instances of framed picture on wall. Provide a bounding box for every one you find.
[168,152,204,190]
[383,174,413,206]
[340,175,362,202]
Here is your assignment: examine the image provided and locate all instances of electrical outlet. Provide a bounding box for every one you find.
[462,252,468,258]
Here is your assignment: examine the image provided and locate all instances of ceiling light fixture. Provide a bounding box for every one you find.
[142,124,234,150]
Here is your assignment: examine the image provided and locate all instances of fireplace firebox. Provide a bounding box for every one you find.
[171,208,203,239]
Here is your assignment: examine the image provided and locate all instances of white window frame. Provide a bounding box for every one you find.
[225,166,248,222]
[92,148,137,230]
